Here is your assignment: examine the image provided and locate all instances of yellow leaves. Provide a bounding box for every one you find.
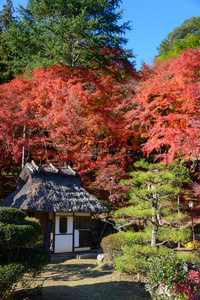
[184,241,200,249]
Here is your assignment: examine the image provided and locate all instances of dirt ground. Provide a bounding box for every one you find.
[31,258,151,300]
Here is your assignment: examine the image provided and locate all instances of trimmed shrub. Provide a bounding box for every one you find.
[1,223,40,247]
[115,253,148,275]
[115,244,171,275]
[0,207,26,225]
[20,248,51,271]
[101,233,124,263]
[101,231,200,283]
[0,248,51,299]
[0,207,51,298]
[0,216,43,262]
[0,263,25,299]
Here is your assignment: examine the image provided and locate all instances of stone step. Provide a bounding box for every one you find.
[75,253,98,259]
[51,250,102,261]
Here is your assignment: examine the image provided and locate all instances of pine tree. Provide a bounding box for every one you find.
[0,0,15,83]
[117,160,188,247]
[0,0,14,31]
[1,0,133,76]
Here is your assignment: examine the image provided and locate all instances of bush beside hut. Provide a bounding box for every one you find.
[0,207,51,299]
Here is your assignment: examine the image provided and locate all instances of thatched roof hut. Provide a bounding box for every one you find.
[0,161,107,213]
[0,161,107,253]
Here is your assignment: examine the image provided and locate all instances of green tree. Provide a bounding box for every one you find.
[117,160,189,248]
[0,207,50,298]
[0,0,14,30]
[0,0,15,83]
[168,161,190,213]
[168,161,190,247]
[1,0,133,76]
[156,16,200,61]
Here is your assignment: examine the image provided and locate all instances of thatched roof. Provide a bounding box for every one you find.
[0,161,107,213]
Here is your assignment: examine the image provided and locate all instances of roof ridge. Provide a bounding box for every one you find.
[31,160,39,171]
[25,161,78,177]
[49,163,59,173]
[26,163,35,173]
[67,165,76,176]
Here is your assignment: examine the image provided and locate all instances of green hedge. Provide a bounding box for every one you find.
[0,262,25,299]
[0,207,51,298]
[0,214,43,262]
[0,207,26,225]
[0,247,51,299]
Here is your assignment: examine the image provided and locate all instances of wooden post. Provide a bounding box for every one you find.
[22,124,26,168]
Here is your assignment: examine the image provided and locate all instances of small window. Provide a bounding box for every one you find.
[59,217,67,233]
[74,217,90,229]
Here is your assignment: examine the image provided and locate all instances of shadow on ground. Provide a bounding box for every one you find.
[35,281,151,300]
[23,258,151,300]
[41,260,113,282]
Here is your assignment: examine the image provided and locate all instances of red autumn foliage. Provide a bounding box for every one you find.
[93,46,137,80]
[172,270,200,300]
[94,165,130,205]
[127,48,200,162]
[0,64,139,193]
[0,76,42,179]
[28,66,134,170]
[191,180,200,197]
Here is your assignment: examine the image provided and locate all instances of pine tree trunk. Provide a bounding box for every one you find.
[178,194,181,248]
[151,224,157,247]
[151,205,158,248]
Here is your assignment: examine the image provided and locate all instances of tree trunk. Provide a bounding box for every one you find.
[151,224,158,248]
[99,193,111,241]
[178,194,181,248]
[151,204,158,248]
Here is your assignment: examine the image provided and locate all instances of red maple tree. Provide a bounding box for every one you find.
[0,76,44,180]
[127,48,200,162]
[0,64,139,192]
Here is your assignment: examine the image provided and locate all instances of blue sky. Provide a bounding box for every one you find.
[120,0,200,69]
[1,0,200,69]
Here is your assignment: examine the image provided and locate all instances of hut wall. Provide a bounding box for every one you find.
[54,212,92,253]
[54,213,73,253]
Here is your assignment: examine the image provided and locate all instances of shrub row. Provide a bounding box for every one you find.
[101,232,200,299]
[0,207,51,298]
[0,262,25,299]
